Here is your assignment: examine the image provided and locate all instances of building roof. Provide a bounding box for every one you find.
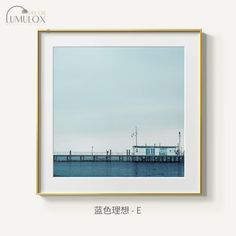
[133,145,177,148]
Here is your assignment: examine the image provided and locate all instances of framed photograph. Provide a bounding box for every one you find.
[37,29,202,195]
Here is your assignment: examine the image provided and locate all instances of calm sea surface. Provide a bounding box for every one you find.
[54,162,184,177]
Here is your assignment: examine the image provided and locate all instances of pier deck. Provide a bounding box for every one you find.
[53,154,184,163]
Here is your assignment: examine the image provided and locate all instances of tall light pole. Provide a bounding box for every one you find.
[131,126,138,146]
[91,146,94,155]
[178,131,181,153]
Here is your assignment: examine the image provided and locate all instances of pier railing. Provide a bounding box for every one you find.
[54,151,126,156]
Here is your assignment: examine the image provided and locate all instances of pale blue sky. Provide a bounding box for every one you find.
[53,47,184,152]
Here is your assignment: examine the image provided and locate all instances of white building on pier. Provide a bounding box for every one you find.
[132,145,179,156]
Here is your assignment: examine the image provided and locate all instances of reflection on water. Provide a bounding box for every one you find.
[54,162,184,177]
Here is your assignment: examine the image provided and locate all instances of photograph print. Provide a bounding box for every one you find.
[53,46,185,177]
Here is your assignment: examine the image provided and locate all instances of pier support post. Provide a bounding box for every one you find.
[69,150,72,161]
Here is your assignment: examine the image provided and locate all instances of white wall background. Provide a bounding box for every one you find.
[0,0,234,235]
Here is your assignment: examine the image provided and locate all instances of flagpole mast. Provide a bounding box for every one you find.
[135,126,138,146]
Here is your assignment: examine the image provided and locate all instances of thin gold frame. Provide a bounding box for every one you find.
[37,29,202,196]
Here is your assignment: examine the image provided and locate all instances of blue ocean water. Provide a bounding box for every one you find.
[54,162,184,177]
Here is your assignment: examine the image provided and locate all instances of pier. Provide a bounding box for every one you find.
[53,152,184,163]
